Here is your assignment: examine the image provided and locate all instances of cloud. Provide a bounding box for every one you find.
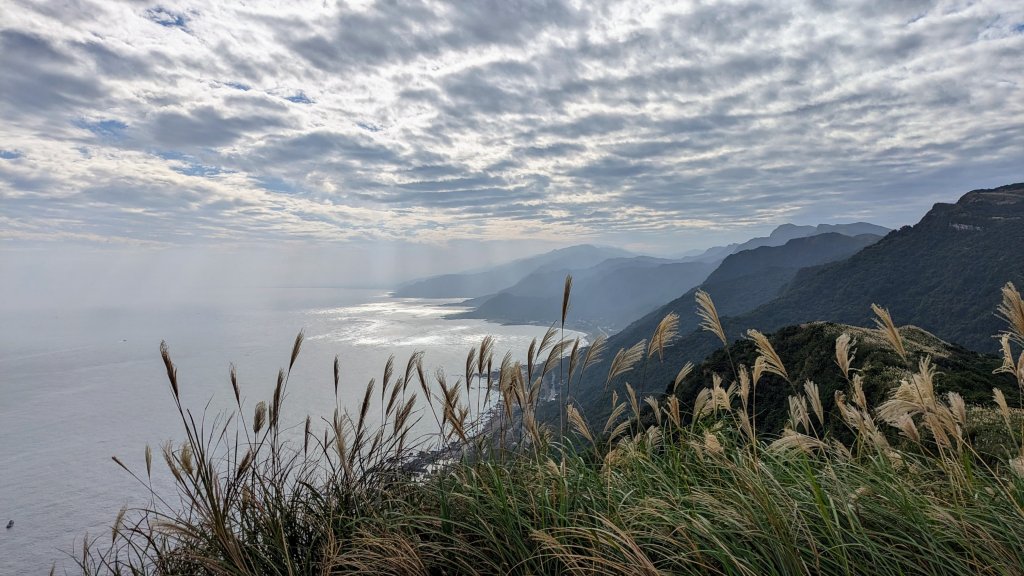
[149,106,289,148]
[0,0,1021,253]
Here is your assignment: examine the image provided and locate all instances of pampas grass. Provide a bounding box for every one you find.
[747,328,790,383]
[872,303,907,361]
[76,281,1024,576]
[695,289,726,346]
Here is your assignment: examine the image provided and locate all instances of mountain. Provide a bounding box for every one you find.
[450,225,888,332]
[729,182,1024,352]
[392,244,632,298]
[679,222,890,263]
[450,257,718,332]
[562,182,1024,426]
[550,231,883,423]
[730,222,889,254]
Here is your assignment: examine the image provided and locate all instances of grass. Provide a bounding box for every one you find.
[72,282,1024,575]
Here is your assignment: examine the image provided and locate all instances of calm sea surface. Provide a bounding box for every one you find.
[0,288,578,573]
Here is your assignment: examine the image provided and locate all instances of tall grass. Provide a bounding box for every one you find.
[75,281,1024,575]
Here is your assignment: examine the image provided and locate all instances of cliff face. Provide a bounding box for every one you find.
[736,182,1024,353]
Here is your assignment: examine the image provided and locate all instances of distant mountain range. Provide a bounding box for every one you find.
[431,223,889,332]
[392,244,632,298]
[557,182,1024,426]
[680,222,891,263]
[449,258,718,332]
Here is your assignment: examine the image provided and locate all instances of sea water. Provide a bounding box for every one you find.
[0,287,578,572]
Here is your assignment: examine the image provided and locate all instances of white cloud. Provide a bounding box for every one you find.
[0,0,1022,253]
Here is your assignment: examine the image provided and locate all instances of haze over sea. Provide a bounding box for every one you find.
[0,287,580,572]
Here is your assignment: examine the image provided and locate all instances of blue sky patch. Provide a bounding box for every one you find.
[74,118,128,139]
[256,175,299,194]
[285,92,314,104]
[156,150,227,177]
[173,163,226,177]
[0,149,23,160]
[356,122,384,133]
[225,81,251,91]
[146,7,188,30]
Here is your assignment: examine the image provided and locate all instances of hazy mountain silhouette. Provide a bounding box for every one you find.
[392,244,632,298]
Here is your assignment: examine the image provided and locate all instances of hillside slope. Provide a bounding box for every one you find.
[392,244,631,298]
[563,182,1023,425]
[452,258,717,332]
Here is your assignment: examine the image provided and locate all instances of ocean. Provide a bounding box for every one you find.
[0,287,579,572]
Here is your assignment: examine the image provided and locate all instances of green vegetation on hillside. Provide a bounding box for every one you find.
[75,281,1024,575]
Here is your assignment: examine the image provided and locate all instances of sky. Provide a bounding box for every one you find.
[1,0,1023,300]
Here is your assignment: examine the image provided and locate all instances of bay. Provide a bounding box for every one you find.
[0,287,580,573]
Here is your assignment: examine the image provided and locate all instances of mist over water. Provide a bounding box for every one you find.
[0,287,582,572]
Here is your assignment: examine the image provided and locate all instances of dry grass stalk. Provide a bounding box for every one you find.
[737,365,750,407]
[289,331,304,372]
[543,339,572,376]
[235,448,253,479]
[161,441,180,482]
[334,354,340,396]
[644,396,662,427]
[562,274,573,326]
[852,373,868,410]
[695,289,727,346]
[567,404,594,445]
[603,391,627,436]
[304,415,312,455]
[695,374,731,419]
[567,337,581,384]
[665,395,681,430]
[804,380,824,427]
[478,335,494,382]
[229,362,240,407]
[272,369,284,429]
[112,505,126,544]
[788,395,810,433]
[465,347,477,395]
[179,443,193,476]
[386,375,404,417]
[895,414,921,444]
[747,329,789,383]
[605,340,646,387]
[768,429,827,454]
[998,281,1024,344]
[703,432,723,456]
[835,391,888,450]
[947,392,966,426]
[994,388,1012,434]
[649,312,680,361]
[625,383,640,420]
[159,341,178,400]
[538,326,558,358]
[526,339,539,385]
[672,362,694,394]
[752,355,767,387]
[253,401,267,434]
[693,387,711,419]
[145,444,152,479]
[835,333,856,381]
[871,304,907,361]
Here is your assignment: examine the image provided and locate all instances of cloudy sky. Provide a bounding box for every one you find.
[1,0,1023,292]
